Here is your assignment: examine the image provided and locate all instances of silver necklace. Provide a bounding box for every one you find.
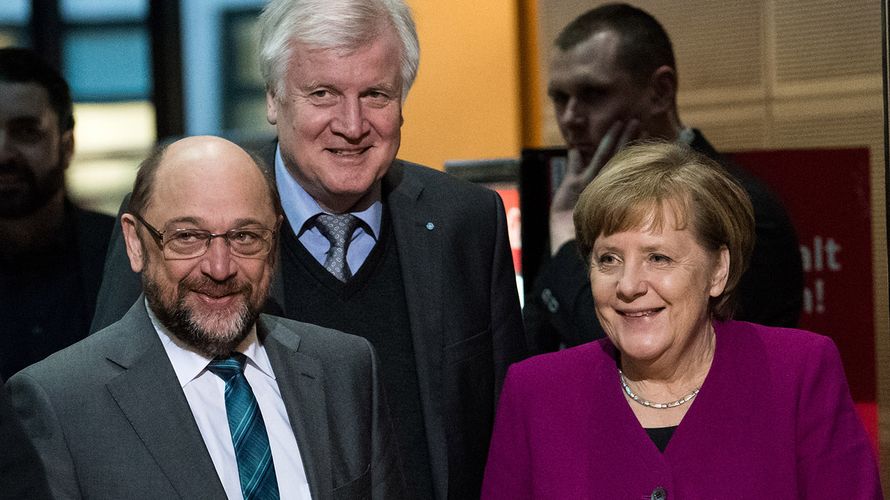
[618,369,700,409]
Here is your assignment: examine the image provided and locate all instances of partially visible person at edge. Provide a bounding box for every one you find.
[0,47,114,380]
[482,142,880,499]
[0,375,51,500]
[87,0,526,498]
[524,3,803,354]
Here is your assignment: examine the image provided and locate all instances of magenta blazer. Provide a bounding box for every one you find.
[482,321,881,499]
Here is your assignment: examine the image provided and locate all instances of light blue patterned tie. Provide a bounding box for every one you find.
[314,213,360,281]
[207,354,280,500]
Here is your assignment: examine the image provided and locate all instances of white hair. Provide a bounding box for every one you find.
[258,0,420,100]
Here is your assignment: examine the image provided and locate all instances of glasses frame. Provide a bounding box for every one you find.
[132,213,277,260]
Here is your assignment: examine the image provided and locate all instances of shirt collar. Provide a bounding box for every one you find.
[274,144,382,238]
[147,299,276,387]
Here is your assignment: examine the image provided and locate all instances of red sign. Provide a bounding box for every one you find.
[730,148,876,442]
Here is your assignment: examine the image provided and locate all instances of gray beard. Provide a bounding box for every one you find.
[142,275,260,358]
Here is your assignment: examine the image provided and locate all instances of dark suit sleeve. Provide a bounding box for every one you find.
[732,176,804,327]
[6,373,80,498]
[522,242,607,354]
[90,195,143,333]
[365,339,407,499]
[690,132,803,327]
[0,379,51,500]
[489,193,528,398]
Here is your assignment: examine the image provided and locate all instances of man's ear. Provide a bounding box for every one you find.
[60,129,74,170]
[266,90,279,125]
[647,65,677,117]
[267,214,284,267]
[121,214,146,273]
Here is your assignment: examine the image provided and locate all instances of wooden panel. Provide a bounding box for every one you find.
[773,0,881,82]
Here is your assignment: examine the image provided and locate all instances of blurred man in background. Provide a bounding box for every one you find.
[524,3,803,353]
[0,47,114,379]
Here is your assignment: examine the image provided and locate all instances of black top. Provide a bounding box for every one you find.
[280,210,434,498]
[645,425,678,453]
[0,201,114,379]
[523,131,804,354]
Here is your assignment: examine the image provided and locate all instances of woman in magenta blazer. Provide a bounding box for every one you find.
[482,143,881,499]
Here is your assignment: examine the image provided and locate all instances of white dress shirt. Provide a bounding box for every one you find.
[148,303,312,499]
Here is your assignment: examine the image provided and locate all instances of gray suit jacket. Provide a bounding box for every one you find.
[7,299,402,499]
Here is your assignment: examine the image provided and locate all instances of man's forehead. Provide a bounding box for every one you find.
[150,148,270,211]
[286,33,401,70]
[0,81,54,118]
[285,19,398,56]
[549,30,626,78]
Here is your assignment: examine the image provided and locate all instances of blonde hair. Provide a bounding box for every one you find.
[573,141,755,319]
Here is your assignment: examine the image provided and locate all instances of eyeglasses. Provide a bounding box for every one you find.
[133,213,277,260]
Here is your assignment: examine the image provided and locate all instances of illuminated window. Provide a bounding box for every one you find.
[59,0,155,214]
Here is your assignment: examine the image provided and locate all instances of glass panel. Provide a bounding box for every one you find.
[0,0,29,21]
[181,0,270,138]
[229,95,274,137]
[60,0,147,22]
[67,102,156,214]
[221,9,270,137]
[58,0,154,214]
[0,29,25,48]
[0,0,29,48]
[62,27,151,101]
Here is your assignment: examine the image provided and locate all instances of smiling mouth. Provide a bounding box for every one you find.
[619,308,664,318]
[191,286,242,303]
[196,291,235,300]
[327,147,371,156]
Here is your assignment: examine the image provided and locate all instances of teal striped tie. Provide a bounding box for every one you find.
[208,354,280,499]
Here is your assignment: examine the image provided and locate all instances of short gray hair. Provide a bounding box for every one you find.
[258,0,420,100]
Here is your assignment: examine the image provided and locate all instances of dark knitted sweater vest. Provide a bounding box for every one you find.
[280,211,434,498]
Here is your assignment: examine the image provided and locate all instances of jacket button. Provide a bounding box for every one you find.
[651,487,667,500]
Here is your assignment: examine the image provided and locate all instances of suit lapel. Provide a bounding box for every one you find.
[383,162,448,498]
[103,300,227,498]
[261,317,332,500]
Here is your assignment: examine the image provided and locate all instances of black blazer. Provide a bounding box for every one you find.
[90,149,527,499]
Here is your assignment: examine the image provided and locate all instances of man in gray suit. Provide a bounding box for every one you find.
[6,136,402,499]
